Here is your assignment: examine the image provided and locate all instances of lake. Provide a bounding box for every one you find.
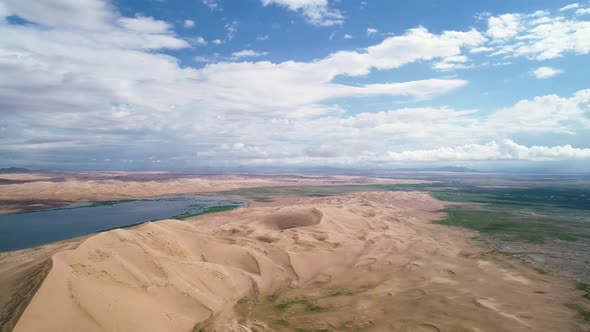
[0,195,244,252]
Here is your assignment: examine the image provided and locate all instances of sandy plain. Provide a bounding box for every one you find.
[5,190,588,331]
[0,171,418,214]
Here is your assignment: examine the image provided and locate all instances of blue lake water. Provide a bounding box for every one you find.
[0,195,244,252]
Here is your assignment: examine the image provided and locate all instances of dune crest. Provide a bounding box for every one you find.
[14,192,584,331]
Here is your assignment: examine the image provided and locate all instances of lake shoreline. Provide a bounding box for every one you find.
[0,195,245,252]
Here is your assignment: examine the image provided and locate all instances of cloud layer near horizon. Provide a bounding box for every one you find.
[0,0,589,168]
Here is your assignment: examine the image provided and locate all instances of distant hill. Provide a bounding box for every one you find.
[394,166,479,173]
[0,167,36,173]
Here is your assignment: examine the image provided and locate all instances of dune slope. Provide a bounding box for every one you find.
[14,192,585,331]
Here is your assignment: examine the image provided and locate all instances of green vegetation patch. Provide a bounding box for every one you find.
[431,186,590,210]
[88,199,137,207]
[170,205,239,220]
[268,292,280,302]
[436,207,579,244]
[274,299,325,313]
[566,303,590,322]
[576,283,590,300]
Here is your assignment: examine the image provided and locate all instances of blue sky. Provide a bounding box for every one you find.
[0,0,589,171]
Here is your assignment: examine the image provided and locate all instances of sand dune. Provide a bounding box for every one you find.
[0,172,422,213]
[13,192,586,331]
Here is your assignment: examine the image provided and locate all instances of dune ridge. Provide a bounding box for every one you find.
[0,172,422,213]
[14,192,585,331]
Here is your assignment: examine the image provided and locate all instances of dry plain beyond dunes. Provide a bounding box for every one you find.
[0,171,421,213]
[13,191,587,331]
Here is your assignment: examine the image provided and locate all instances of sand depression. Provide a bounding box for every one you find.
[12,191,586,331]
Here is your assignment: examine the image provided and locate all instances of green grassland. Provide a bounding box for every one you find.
[169,205,239,220]
[87,199,137,207]
[431,186,590,244]
[436,207,579,243]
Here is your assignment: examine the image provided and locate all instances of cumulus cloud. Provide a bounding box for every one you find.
[1,0,588,168]
[532,66,563,79]
[118,15,172,34]
[202,0,220,11]
[183,20,195,28]
[0,1,486,166]
[192,36,207,46]
[260,0,344,26]
[367,28,378,35]
[231,49,269,59]
[469,46,493,53]
[482,8,590,60]
[0,0,115,29]
[559,3,580,11]
[377,140,590,163]
[486,89,590,134]
[224,20,238,40]
[433,55,472,71]
[486,14,521,39]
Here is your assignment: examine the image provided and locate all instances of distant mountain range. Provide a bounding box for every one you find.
[393,166,479,172]
[0,166,480,175]
[0,167,36,174]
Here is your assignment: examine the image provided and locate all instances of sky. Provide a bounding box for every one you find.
[0,0,590,172]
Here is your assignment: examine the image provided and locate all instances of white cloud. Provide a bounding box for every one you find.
[367,28,378,35]
[194,36,207,46]
[343,34,352,39]
[183,20,195,28]
[532,66,563,79]
[260,0,344,26]
[1,0,588,168]
[469,46,493,53]
[212,39,223,45]
[359,27,484,73]
[577,8,590,15]
[487,14,521,39]
[0,7,479,142]
[231,49,269,58]
[482,9,590,60]
[194,91,590,164]
[559,3,580,11]
[514,20,590,60]
[0,0,115,29]
[256,34,270,41]
[376,140,590,162]
[202,0,220,11]
[433,55,472,71]
[225,20,238,40]
[486,89,590,134]
[475,11,492,22]
[0,3,10,17]
[119,15,171,34]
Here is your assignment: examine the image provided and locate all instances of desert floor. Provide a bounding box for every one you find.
[6,191,588,331]
[0,171,421,213]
